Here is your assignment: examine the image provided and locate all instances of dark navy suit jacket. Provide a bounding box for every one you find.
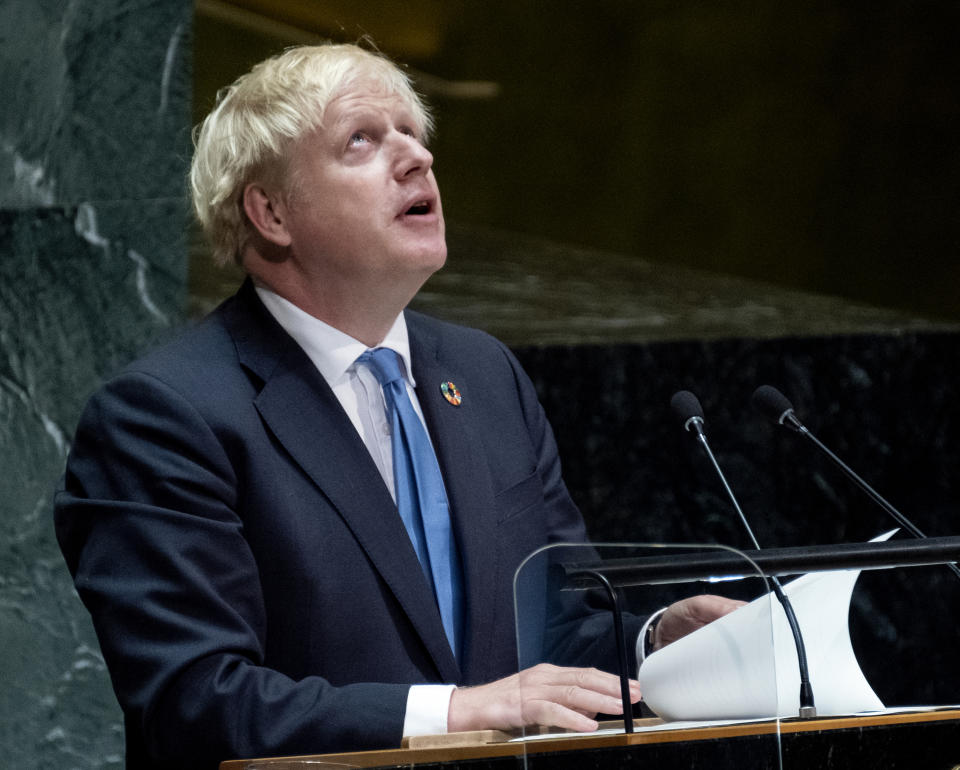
[55,281,594,769]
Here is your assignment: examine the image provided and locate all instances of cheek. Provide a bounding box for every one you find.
[287,175,387,247]
[288,195,346,238]
[338,217,378,245]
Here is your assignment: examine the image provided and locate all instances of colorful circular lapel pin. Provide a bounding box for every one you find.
[440,381,462,406]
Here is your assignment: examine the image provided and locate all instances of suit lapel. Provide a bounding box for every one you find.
[222,283,460,682]
[407,314,503,681]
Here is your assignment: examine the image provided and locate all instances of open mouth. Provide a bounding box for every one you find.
[404,200,431,216]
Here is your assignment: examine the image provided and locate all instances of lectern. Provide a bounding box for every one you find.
[222,536,960,769]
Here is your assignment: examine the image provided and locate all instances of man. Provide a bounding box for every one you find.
[55,44,737,769]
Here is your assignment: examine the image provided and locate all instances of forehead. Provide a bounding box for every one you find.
[322,82,420,130]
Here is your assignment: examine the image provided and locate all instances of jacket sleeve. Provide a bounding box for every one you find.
[495,339,588,544]
[54,371,409,769]
[495,340,644,676]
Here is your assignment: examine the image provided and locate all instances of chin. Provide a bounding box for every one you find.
[430,246,448,269]
[414,242,448,271]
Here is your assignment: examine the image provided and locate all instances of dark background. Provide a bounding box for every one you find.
[194,0,960,323]
[515,331,960,706]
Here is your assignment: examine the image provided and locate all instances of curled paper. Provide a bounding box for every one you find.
[639,533,894,720]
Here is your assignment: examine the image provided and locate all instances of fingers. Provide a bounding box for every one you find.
[447,664,641,734]
[520,666,640,732]
[654,594,747,649]
[680,594,746,625]
[522,697,601,733]
[525,664,639,700]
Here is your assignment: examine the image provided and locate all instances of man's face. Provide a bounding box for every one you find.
[279,84,447,296]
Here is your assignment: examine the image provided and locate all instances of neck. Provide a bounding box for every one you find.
[247,266,423,348]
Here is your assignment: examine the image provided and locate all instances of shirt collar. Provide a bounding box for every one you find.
[255,286,416,387]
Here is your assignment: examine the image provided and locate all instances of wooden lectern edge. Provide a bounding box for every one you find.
[401,717,664,749]
[220,709,960,768]
[402,728,517,749]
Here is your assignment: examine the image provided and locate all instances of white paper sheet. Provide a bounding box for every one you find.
[638,532,895,720]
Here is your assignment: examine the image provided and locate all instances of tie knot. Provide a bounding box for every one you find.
[359,347,405,387]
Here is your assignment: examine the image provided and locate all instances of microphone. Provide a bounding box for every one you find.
[751,385,960,580]
[670,391,763,550]
[670,390,817,718]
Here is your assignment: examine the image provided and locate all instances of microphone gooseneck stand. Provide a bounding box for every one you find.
[751,384,960,582]
[671,390,817,718]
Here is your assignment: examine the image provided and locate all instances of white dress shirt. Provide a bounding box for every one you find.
[255,286,455,738]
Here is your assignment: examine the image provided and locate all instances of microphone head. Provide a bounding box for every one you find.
[752,385,800,428]
[670,390,705,430]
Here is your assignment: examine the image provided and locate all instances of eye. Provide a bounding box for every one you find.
[348,131,370,147]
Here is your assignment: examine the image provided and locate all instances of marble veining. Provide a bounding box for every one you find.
[5,142,58,206]
[159,22,185,116]
[74,202,111,253]
[0,2,192,766]
[0,0,192,209]
[127,248,171,325]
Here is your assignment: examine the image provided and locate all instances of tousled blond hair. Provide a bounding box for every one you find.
[190,43,433,266]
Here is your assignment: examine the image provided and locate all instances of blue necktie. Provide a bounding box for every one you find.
[358,347,464,658]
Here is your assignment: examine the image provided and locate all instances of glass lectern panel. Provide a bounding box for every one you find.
[513,537,960,769]
[513,542,784,768]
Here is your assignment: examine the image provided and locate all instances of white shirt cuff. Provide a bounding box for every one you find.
[402,684,457,738]
[636,606,669,668]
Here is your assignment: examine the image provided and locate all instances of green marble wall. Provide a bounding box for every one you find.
[0,1,192,766]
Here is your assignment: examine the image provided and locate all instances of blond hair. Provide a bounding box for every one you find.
[190,43,433,266]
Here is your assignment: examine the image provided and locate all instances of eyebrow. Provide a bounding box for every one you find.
[328,97,420,136]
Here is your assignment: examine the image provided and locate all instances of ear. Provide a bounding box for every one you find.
[243,183,293,247]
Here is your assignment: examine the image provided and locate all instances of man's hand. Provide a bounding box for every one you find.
[447,663,641,734]
[652,594,745,651]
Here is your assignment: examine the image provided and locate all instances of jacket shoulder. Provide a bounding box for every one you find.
[404,309,516,365]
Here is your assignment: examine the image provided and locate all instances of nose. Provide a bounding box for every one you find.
[392,130,434,180]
